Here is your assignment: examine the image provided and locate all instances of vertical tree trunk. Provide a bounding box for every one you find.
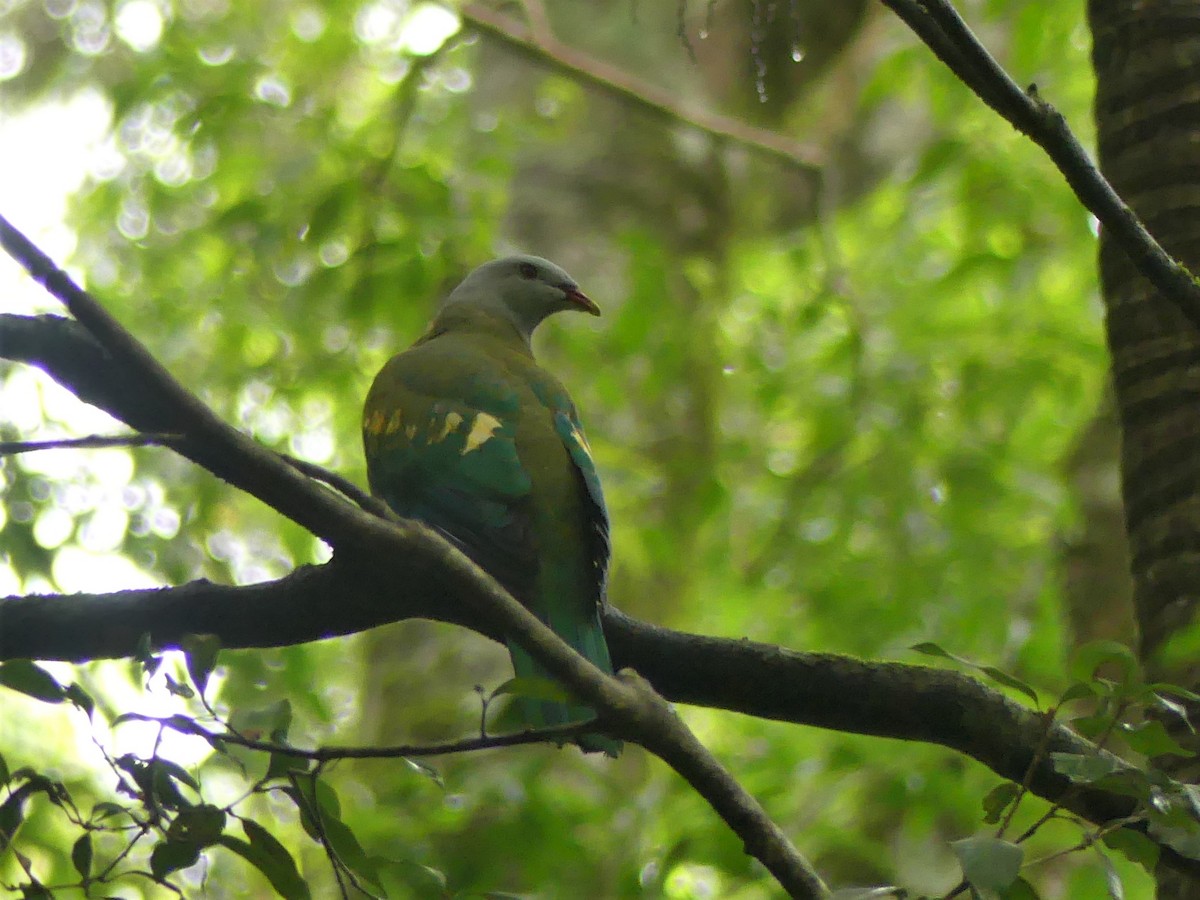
[1089,1,1200,894]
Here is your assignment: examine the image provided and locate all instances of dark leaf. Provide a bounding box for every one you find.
[981,782,1020,824]
[266,750,311,781]
[1000,876,1041,899]
[166,804,225,847]
[1058,681,1098,704]
[63,683,94,718]
[230,699,293,742]
[0,661,66,704]
[1049,752,1118,784]
[1072,640,1138,686]
[979,666,1039,705]
[950,835,1023,891]
[1121,720,1191,758]
[182,634,221,697]
[214,819,310,900]
[910,641,954,660]
[150,838,202,880]
[1102,827,1160,873]
[71,833,93,880]
[163,674,194,699]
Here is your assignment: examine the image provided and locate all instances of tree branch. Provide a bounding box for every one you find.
[0,220,827,898]
[459,3,822,175]
[881,0,1200,331]
[5,568,1200,874]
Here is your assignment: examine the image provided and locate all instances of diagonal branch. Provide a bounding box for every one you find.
[881,0,1200,331]
[0,219,827,899]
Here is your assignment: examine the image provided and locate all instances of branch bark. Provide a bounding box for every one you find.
[0,219,828,898]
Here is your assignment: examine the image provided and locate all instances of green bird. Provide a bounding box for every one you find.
[362,255,620,756]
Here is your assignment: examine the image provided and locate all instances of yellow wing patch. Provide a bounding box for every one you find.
[463,413,502,454]
[365,406,500,454]
[364,409,386,435]
[435,411,464,442]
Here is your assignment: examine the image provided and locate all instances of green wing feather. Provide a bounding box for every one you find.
[364,332,620,755]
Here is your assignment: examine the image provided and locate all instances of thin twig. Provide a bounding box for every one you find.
[460,3,822,175]
[124,712,598,759]
[276,451,390,517]
[0,434,181,455]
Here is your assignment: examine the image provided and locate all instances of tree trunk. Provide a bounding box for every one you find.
[1089,0,1200,894]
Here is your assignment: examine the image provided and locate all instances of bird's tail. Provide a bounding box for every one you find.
[506,613,622,757]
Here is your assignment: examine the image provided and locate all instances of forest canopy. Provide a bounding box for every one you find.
[2,0,1190,897]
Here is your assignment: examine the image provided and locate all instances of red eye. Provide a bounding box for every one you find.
[518,262,538,279]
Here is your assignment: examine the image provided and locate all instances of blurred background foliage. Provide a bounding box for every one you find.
[0,0,1141,895]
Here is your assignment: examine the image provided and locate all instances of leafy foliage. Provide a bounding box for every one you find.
[0,0,1167,895]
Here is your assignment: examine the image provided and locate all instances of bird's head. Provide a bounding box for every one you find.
[441,255,599,342]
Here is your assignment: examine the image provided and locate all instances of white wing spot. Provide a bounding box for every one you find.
[462,413,502,454]
[435,410,464,442]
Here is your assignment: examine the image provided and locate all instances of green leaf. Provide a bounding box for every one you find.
[1148,820,1200,862]
[71,833,93,880]
[907,645,1038,704]
[1049,752,1118,784]
[979,666,1040,705]
[265,750,311,781]
[1102,827,1160,873]
[0,752,8,787]
[285,780,378,888]
[215,819,310,900]
[1071,712,1113,740]
[1092,846,1123,900]
[1121,720,1191,758]
[1072,640,1138,686]
[950,835,1023,892]
[1058,681,1098,704]
[1148,682,1200,703]
[182,634,222,698]
[1000,876,1041,899]
[150,839,201,880]
[230,699,293,742]
[163,673,194,699]
[1151,692,1195,731]
[154,758,201,793]
[166,804,226,847]
[910,641,954,659]
[0,789,26,843]
[0,661,66,704]
[63,683,94,718]
[981,782,1020,824]
[132,632,161,680]
[90,802,130,823]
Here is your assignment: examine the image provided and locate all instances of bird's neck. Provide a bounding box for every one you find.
[426,306,536,354]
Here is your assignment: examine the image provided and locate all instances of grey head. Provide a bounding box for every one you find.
[438,255,599,343]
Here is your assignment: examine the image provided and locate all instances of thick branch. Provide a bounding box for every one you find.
[0,569,1190,876]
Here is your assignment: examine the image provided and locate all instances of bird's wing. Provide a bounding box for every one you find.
[363,353,537,599]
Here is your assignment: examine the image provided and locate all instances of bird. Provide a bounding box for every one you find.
[362,255,620,756]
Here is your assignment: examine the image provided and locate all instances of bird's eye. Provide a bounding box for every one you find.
[518,262,538,279]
